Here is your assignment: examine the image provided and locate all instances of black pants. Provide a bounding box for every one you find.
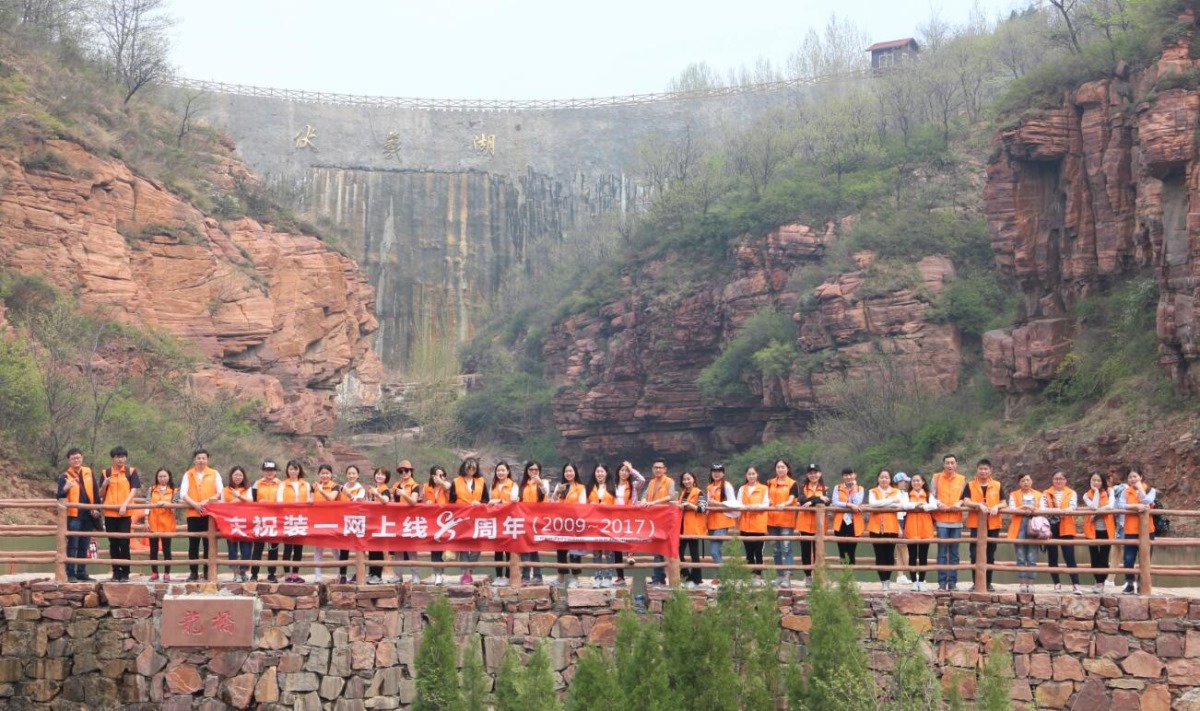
[149,534,171,575]
[798,537,815,573]
[186,516,210,579]
[495,551,510,578]
[368,550,384,578]
[967,528,999,586]
[556,550,581,577]
[870,533,898,582]
[742,532,764,575]
[680,538,701,585]
[834,523,856,564]
[1088,542,1110,584]
[1047,524,1079,585]
[251,541,279,578]
[282,544,303,575]
[907,542,930,582]
[107,516,132,580]
[613,552,624,580]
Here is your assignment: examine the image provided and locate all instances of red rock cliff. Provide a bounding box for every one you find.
[0,140,383,436]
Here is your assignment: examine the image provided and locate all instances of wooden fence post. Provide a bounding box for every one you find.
[206,518,219,582]
[55,503,67,583]
[667,557,681,587]
[974,523,988,591]
[814,504,827,582]
[1138,509,1152,596]
[508,554,522,588]
[355,550,367,585]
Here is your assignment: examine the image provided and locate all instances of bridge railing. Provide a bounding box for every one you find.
[0,501,1188,596]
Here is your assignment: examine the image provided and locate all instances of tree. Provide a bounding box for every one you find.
[458,637,491,711]
[789,566,875,711]
[662,592,739,711]
[1048,0,1084,53]
[26,300,86,470]
[787,13,870,80]
[565,647,620,711]
[519,643,559,711]
[175,89,208,146]
[89,0,174,105]
[494,647,524,711]
[0,0,86,40]
[667,61,723,93]
[413,595,462,711]
[882,610,941,711]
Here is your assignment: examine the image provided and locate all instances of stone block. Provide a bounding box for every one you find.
[220,673,257,710]
[1140,683,1169,711]
[1083,657,1122,678]
[319,675,346,700]
[165,664,203,694]
[1167,657,1200,686]
[1034,680,1074,709]
[1117,596,1149,621]
[1038,621,1065,651]
[1069,677,1108,711]
[1121,650,1164,678]
[552,614,583,638]
[1052,654,1085,681]
[308,622,331,648]
[254,666,278,703]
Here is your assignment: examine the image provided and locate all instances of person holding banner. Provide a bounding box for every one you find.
[313,464,341,583]
[178,449,224,582]
[552,463,588,588]
[737,466,770,586]
[423,465,451,585]
[390,461,421,584]
[490,461,519,586]
[250,461,282,582]
[589,464,617,587]
[449,458,488,585]
[642,459,676,587]
[336,465,365,584]
[613,461,645,585]
[366,467,392,584]
[519,462,548,585]
[279,461,312,583]
[222,466,254,582]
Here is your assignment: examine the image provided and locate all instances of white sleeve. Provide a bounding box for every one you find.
[868,489,881,506]
[276,484,285,503]
[178,473,190,500]
[723,483,742,509]
[214,472,224,497]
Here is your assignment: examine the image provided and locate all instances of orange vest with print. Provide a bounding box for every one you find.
[1007,489,1043,539]
[645,476,672,504]
[1083,489,1115,540]
[932,472,966,525]
[589,487,615,505]
[102,466,137,518]
[185,467,220,518]
[62,467,96,518]
[767,476,796,528]
[830,485,865,536]
[421,482,447,505]
[453,477,484,504]
[561,482,588,504]
[966,479,1003,530]
[255,479,282,504]
[1123,485,1155,536]
[520,481,543,504]
[866,487,903,534]
[738,484,768,534]
[315,480,340,504]
[393,478,420,505]
[340,482,366,502]
[680,487,707,536]
[222,486,249,503]
[280,479,312,504]
[905,490,935,539]
[147,486,177,532]
[1041,487,1078,536]
[795,482,826,534]
[491,478,516,503]
[706,481,736,530]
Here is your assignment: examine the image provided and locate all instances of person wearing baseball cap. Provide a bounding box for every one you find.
[250,460,282,582]
[892,472,912,585]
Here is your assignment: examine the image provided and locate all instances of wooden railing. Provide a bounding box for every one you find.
[0,501,1188,596]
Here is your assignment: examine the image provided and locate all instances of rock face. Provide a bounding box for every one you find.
[544,223,961,460]
[0,140,382,436]
[982,26,1200,397]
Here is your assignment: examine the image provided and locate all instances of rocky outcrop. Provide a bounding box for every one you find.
[544,224,962,460]
[982,23,1200,396]
[0,140,382,436]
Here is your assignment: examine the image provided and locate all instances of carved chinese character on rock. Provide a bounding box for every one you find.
[383,130,402,160]
[471,133,496,156]
[293,124,317,149]
[162,596,255,647]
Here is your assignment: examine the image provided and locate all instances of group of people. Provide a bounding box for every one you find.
[55,447,1160,594]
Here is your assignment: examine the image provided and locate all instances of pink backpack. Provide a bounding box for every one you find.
[1027,516,1052,539]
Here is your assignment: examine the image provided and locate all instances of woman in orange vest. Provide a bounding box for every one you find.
[449,458,488,585]
[904,474,937,592]
[99,445,141,583]
[179,448,224,582]
[366,467,392,584]
[795,464,829,588]
[250,461,283,582]
[519,462,548,585]
[831,468,865,565]
[737,467,770,586]
[145,468,177,582]
[766,460,798,588]
[551,463,588,588]
[588,464,617,588]
[705,464,739,587]
[390,461,422,584]
[336,465,366,584]
[1119,468,1157,595]
[312,464,342,584]
[419,465,450,585]
[490,461,519,587]
[1042,470,1081,594]
[278,460,313,583]
[1082,472,1115,593]
[222,466,254,582]
[676,471,706,589]
[867,470,907,592]
[1008,474,1042,593]
[613,461,644,586]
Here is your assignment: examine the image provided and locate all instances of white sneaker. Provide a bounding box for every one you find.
[882,581,891,593]
[780,578,791,589]
[494,577,508,587]
[567,577,579,589]
[433,574,443,585]
[599,579,613,589]
[896,574,911,585]
[386,575,402,584]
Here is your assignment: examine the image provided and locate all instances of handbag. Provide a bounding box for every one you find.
[1028,516,1052,539]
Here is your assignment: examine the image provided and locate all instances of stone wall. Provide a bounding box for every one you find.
[2,580,1200,710]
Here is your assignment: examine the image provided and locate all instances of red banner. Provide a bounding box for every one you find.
[207,502,681,556]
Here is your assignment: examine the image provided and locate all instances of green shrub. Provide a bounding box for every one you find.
[697,309,795,401]
[930,271,1018,338]
[882,610,941,711]
[725,439,821,481]
[20,147,70,173]
[1155,68,1200,92]
[413,594,461,711]
[455,372,555,445]
[565,647,620,711]
[789,566,876,711]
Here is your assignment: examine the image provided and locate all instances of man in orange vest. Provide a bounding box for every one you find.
[964,459,1003,592]
[56,447,101,582]
[99,446,141,582]
[929,453,966,591]
[178,449,224,582]
[642,458,675,586]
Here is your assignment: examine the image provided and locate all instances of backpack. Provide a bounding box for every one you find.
[1027,516,1052,540]
[1152,500,1171,537]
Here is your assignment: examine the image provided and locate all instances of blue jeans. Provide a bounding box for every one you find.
[1015,542,1038,582]
[520,552,542,580]
[652,555,665,583]
[227,540,252,573]
[66,516,96,578]
[1123,532,1154,584]
[936,526,962,587]
[768,526,794,577]
[709,528,729,568]
[592,551,614,580]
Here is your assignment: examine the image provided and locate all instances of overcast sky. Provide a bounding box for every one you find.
[169,0,1021,99]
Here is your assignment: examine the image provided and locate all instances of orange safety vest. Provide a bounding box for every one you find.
[795,482,827,535]
[520,481,544,504]
[1122,485,1156,536]
[1082,489,1115,540]
[1007,489,1042,539]
[491,478,517,503]
[255,479,282,504]
[61,467,97,518]
[280,479,312,504]
[738,484,768,535]
[222,486,250,503]
[679,487,707,537]
[905,490,935,540]
[830,484,865,536]
[452,476,484,504]
[102,466,138,517]
[589,487,615,505]
[560,481,588,504]
[421,482,447,505]
[645,476,672,504]
[767,476,797,529]
[340,482,366,502]
[1041,487,1078,537]
[184,467,220,518]
[393,478,421,505]
[314,480,341,504]
[966,479,1004,530]
[932,472,966,526]
[706,481,736,530]
[866,487,903,535]
[147,486,177,533]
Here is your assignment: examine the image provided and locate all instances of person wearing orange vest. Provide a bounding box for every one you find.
[518,462,549,585]
[278,460,313,583]
[1008,474,1042,593]
[366,468,392,584]
[552,463,589,588]
[676,472,707,589]
[222,466,254,582]
[903,474,938,591]
[613,461,645,586]
[736,467,770,586]
[336,464,366,584]
[588,464,618,588]
[1119,468,1157,595]
[795,464,829,588]
[145,468,177,581]
[178,448,224,582]
[641,458,676,587]
[964,459,1004,592]
[1042,470,1081,594]
[831,468,865,565]
[99,445,142,582]
[250,460,282,582]
[704,463,739,588]
[449,457,488,585]
[56,447,101,582]
[421,465,451,584]
[867,470,908,592]
[1082,472,1115,593]
[312,463,342,584]
[389,460,423,584]
[488,461,518,587]
[767,460,799,588]
[929,453,966,591]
